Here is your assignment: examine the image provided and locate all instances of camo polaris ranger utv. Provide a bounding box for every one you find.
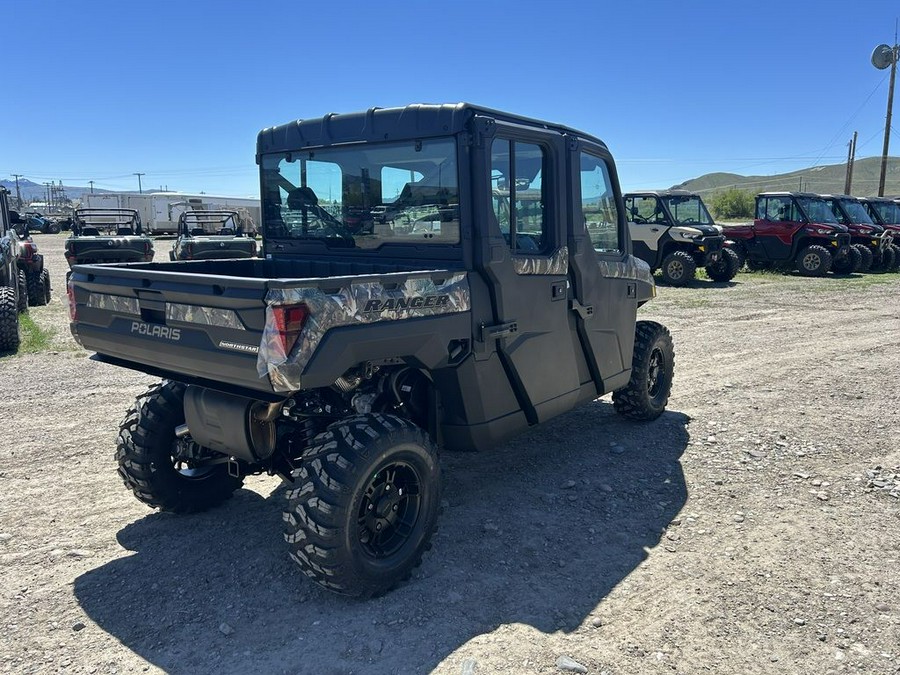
[624,190,739,285]
[68,103,675,597]
[65,208,154,269]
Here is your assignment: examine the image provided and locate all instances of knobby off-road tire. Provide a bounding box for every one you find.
[613,321,674,421]
[0,287,20,352]
[25,270,46,307]
[660,250,697,286]
[890,245,900,272]
[283,413,442,598]
[852,244,873,272]
[16,271,28,313]
[705,248,740,282]
[41,269,51,304]
[831,246,861,276]
[796,245,832,276]
[728,244,747,270]
[876,246,895,272]
[116,380,244,513]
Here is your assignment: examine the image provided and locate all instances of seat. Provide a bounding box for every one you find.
[116,227,134,235]
[219,227,235,236]
[190,228,205,236]
[80,227,100,236]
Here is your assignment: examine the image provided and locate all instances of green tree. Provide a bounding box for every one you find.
[708,189,755,220]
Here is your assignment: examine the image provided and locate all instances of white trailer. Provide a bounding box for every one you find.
[81,192,260,234]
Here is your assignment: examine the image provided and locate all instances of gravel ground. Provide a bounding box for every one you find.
[0,234,898,675]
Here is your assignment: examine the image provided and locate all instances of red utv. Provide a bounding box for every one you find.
[821,195,894,272]
[723,192,853,276]
[858,197,900,272]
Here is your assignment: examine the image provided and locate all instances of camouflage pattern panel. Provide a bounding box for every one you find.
[87,293,140,315]
[166,303,245,329]
[597,254,654,285]
[513,247,569,275]
[258,272,471,392]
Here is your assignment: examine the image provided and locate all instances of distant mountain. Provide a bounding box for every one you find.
[672,156,900,197]
[0,178,111,205]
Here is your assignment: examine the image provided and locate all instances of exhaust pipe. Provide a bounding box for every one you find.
[183,387,283,462]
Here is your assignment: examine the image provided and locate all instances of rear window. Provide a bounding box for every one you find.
[260,138,460,249]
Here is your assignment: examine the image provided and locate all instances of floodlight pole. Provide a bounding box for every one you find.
[878,46,898,196]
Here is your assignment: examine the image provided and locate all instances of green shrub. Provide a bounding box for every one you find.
[708,189,755,219]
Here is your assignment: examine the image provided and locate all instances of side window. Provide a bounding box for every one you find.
[626,196,664,225]
[580,153,621,253]
[756,199,766,220]
[764,196,791,222]
[491,139,550,255]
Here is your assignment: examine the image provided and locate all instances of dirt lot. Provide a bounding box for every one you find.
[1,234,898,675]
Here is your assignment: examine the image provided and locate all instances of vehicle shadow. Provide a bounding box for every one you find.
[74,402,690,674]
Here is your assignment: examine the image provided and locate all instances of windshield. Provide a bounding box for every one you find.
[838,199,875,224]
[662,195,713,226]
[869,200,900,224]
[260,137,460,248]
[796,197,839,224]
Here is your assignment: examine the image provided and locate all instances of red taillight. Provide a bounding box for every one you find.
[271,304,308,357]
[20,244,35,260]
[67,278,77,321]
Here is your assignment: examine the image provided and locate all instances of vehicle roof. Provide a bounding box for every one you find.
[817,194,861,201]
[757,191,827,198]
[257,103,611,156]
[859,196,895,202]
[623,190,700,198]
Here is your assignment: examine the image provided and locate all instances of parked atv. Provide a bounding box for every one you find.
[65,209,154,269]
[624,190,739,285]
[11,211,62,235]
[821,194,894,272]
[857,197,900,272]
[169,210,257,261]
[723,192,853,276]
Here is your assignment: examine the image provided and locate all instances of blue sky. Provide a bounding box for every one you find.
[3,0,900,196]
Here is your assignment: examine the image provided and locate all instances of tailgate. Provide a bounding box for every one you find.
[70,264,274,395]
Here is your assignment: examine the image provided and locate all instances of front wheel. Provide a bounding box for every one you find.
[116,380,244,513]
[283,414,442,597]
[613,321,674,421]
[890,245,900,272]
[705,248,740,282]
[852,244,873,272]
[796,245,832,276]
[831,246,861,275]
[877,245,895,272]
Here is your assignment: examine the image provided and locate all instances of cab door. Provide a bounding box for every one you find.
[753,195,802,260]
[473,120,585,424]
[566,141,637,394]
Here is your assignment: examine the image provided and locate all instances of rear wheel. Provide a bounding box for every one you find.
[613,321,674,421]
[283,413,441,597]
[746,259,772,272]
[116,380,244,513]
[705,248,740,282]
[0,287,20,353]
[25,270,46,306]
[17,271,28,313]
[41,269,51,304]
[853,244,873,272]
[795,245,831,276]
[660,250,696,286]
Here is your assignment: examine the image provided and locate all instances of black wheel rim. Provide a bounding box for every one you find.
[648,347,666,399]
[358,461,422,559]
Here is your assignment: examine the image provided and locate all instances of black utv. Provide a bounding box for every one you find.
[169,210,258,261]
[68,103,675,598]
[623,191,738,285]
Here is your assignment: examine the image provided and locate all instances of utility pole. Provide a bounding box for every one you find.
[11,174,23,209]
[88,180,94,194]
[844,131,858,194]
[133,172,145,194]
[44,182,51,211]
[872,36,899,196]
